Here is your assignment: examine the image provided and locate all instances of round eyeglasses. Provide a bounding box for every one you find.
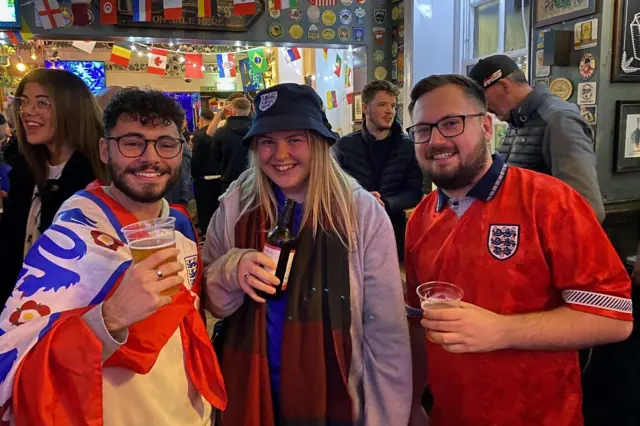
[107,135,184,159]
[15,96,52,114]
[406,113,485,144]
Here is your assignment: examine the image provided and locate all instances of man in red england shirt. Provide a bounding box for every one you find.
[404,74,633,426]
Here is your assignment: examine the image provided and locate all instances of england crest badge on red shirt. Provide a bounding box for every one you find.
[488,224,519,260]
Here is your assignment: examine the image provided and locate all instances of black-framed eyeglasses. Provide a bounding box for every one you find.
[406,113,485,144]
[107,134,184,159]
[15,95,52,114]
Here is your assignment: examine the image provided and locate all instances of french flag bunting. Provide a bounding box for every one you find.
[133,0,152,22]
[286,47,301,62]
[216,53,236,78]
[164,0,182,20]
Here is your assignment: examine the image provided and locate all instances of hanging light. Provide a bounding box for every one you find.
[179,56,185,63]
[29,48,37,61]
[15,62,26,72]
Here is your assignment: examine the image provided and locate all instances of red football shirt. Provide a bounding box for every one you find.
[405,159,632,426]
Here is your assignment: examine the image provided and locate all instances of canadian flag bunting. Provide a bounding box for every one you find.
[164,0,182,20]
[233,0,256,15]
[147,48,168,76]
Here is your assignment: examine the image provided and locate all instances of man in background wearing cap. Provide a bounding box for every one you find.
[335,80,423,259]
[469,55,605,222]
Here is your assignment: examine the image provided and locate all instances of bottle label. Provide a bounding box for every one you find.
[263,243,296,291]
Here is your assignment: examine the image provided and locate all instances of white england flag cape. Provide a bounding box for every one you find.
[0,185,226,425]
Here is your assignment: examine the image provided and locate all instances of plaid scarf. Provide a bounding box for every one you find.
[219,207,353,426]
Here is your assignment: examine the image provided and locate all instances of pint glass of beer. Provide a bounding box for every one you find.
[416,281,463,310]
[121,217,182,296]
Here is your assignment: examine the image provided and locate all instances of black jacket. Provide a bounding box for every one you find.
[215,116,252,188]
[191,127,220,179]
[0,151,95,306]
[334,120,423,221]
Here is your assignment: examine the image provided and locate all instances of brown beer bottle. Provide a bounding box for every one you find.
[261,199,297,301]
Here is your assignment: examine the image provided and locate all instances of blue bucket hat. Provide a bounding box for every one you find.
[241,83,337,146]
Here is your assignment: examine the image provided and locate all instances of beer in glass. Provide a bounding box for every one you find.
[121,217,182,296]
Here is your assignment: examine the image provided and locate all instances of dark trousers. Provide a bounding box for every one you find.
[193,178,220,235]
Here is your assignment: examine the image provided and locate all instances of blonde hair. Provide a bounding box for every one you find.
[239,131,358,249]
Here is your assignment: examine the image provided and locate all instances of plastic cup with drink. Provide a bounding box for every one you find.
[121,217,182,296]
[416,281,464,311]
[417,281,464,344]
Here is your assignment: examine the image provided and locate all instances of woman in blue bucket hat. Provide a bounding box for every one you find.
[203,83,411,425]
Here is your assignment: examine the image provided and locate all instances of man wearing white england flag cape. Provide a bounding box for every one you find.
[0,88,227,425]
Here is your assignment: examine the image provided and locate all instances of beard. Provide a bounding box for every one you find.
[108,156,181,203]
[424,134,490,191]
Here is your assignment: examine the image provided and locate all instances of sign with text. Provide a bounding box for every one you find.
[117,0,264,32]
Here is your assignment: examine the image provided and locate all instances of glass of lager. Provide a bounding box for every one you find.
[121,217,182,296]
[416,281,463,310]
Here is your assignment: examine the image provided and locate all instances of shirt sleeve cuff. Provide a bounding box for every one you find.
[82,303,129,363]
[562,289,634,321]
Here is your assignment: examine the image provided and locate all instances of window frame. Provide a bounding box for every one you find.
[459,0,529,73]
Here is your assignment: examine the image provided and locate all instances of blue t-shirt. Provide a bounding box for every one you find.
[266,186,303,414]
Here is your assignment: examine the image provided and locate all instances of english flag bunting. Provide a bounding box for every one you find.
[34,0,65,30]
[286,47,301,62]
[164,0,183,20]
[233,0,256,15]
[100,0,117,24]
[185,53,203,79]
[132,0,152,21]
[334,54,342,78]
[217,53,236,78]
[147,48,168,76]
[110,45,132,67]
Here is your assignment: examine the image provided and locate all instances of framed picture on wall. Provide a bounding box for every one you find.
[612,0,640,82]
[614,101,640,172]
[534,0,596,28]
[352,93,363,122]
